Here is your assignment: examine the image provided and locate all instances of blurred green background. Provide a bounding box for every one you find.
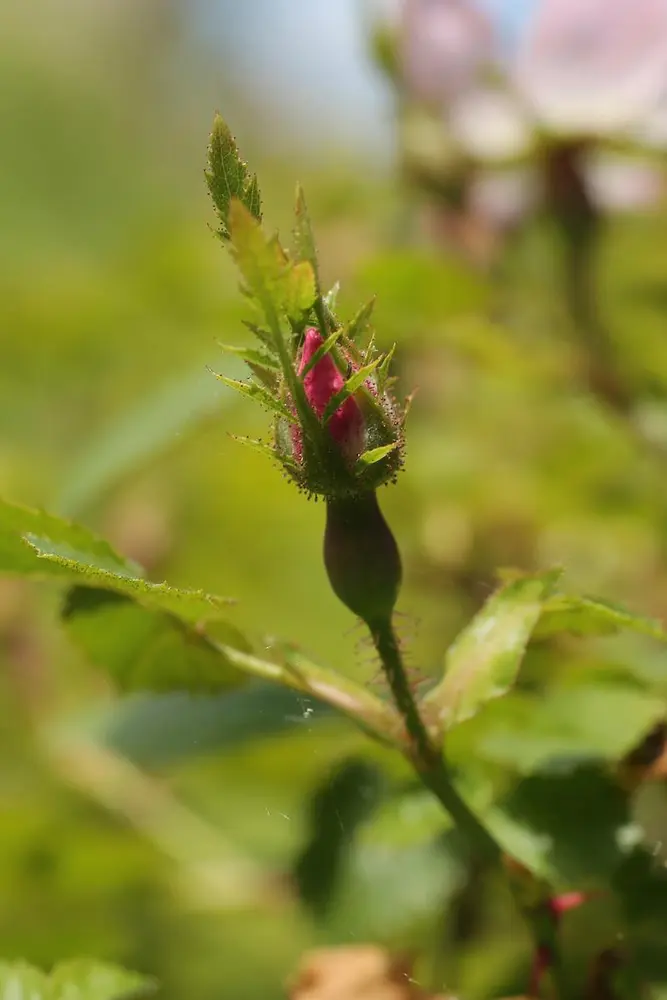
[3,2,667,998]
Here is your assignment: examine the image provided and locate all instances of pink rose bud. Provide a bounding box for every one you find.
[293,328,365,463]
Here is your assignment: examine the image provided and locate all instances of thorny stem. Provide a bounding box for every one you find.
[370,618,500,863]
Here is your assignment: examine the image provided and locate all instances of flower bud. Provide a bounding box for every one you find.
[323,491,402,628]
[275,327,405,500]
[292,328,365,463]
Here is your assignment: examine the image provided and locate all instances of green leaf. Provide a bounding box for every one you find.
[0,495,233,622]
[0,495,136,578]
[0,960,155,1000]
[76,684,335,768]
[322,358,383,425]
[205,114,262,239]
[57,362,241,517]
[212,373,297,423]
[422,570,561,731]
[63,587,247,695]
[356,443,399,468]
[25,535,232,623]
[293,184,320,291]
[536,593,667,642]
[483,764,634,886]
[478,683,666,774]
[346,297,376,343]
[284,259,317,323]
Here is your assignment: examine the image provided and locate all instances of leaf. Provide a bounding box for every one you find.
[283,259,317,324]
[0,960,155,1000]
[293,757,386,916]
[0,495,135,578]
[25,534,232,623]
[346,297,376,343]
[212,373,297,423]
[293,184,320,291]
[483,764,634,886]
[57,361,242,517]
[205,114,262,239]
[478,683,667,775]
[422,570,561,731]
[76,683,335,768]
[356,443,399,468]
[536,593,667,642]
[63,587,247,695]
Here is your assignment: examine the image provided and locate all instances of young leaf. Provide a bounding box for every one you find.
[205,114,262,239]
[283,259,317,324]
[63,587,247,695]
[422,570,561,731]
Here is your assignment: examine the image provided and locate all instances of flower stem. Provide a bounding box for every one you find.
[371,619,500,863]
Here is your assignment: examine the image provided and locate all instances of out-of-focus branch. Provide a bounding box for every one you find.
[43,734,290,913]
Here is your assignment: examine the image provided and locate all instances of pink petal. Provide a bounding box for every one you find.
[401,0,495,105]
[514,0,667,135]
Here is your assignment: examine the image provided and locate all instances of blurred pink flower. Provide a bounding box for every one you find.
[401,0,495,104]
[448,86,533,162]
[292,328,365,464]
[514,0,667,135]
[584,151,664,212]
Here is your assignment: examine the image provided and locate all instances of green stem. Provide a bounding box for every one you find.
[371,619,500,863]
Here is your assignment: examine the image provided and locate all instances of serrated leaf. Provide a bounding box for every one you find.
[356,443,399,467]
[0,495,135,578]
[536,594,667,642]
[0,495,232,623]
[294,183,320,290]
[213,374,297,423]
[63,587,247,695]
[0,960,155,1000]
[322,358,383,425]
[24,534,232,623]
[205,114,262,239]
[422,570,561,731]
